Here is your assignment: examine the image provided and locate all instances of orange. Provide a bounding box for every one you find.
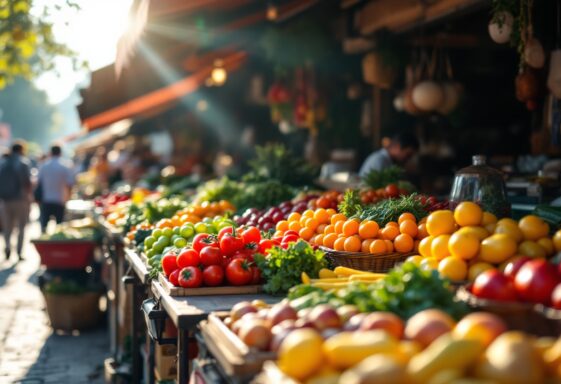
[299,227,314,241]
[369,239,387,254]
[344,235,362,252]
[431,234,451,260]
[484,222,497,233]
[314,234,324,246]
[326,208,336,216]
[380,226,400,241]
[406,255,423,266]
[323,224,335,235]
[497,218,518,227]
[288,212,302,222]
[313,208,330,224]
[342,220,360,236]
[518,215,550,241]
[517,240,546,259]
[420,257,439,271]
[330,213,347,225]
[468,262,494,282]
[418,236,434,258]
[316,224,327,234]
[322,233,338,249]
[398,212,417,224]
[386,221,399,228]
[413,239,420,253]
[358,221,379,239]
[334,221,345,234]
[479,233,517,264]
[448,232,480,260]
[384,240,394,253]
[333,237,346,251]
[537,237,555,256]
[417,223,429,239]
[438,256,468,281]
[454,201,483,227]
[394,233,414,253]
[426,210,456,236]
[276,220,289,231]
[481,211,498,226]
[494,223,524,243]
[302,210,314,219]
[399,220,418,237]
[554,230,561,252]
[288,221,302,232]
[361,239,374,253]
[456,226,489,241]
[305,218,319,231]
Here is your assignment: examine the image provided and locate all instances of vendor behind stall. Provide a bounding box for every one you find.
[359,132,419,177]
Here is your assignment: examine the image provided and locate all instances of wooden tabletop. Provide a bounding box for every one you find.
[151,281,281,329]
[124,248,150,284]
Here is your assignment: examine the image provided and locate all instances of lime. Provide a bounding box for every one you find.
[152,242,165,253]
[152,229,163,239]
[145,249,155,258]
[180,225,194,238]
[144,236,156,249]
[162,228,173,238]
[157,236,170,248]
[174,238,187,248]
[195,222,208,234]
[173,226,181,236]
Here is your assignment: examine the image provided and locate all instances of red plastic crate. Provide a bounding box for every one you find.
[32,240,97,269]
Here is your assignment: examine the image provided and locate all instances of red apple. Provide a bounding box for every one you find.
[238,319,272,351]
[472,269,518,302]
[294,318,316,329]
[267,304,298,326]
[230,301,257,321]
[515,259,560,305]
[404,309,456,348]
[343,313,368,331]
[269,328,294,352]
[336,305,359,324]
[453,312,507,347]
[271,319,297,335]
[503,256,531,280]
[360,312,404,339]
[297,308,312,320]
[308,305,341,330]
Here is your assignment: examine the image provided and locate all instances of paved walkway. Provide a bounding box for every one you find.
[0,217,109,384]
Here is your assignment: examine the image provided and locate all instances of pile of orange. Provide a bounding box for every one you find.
[170,200,235,226]
[274,208,338,242]
[409,201,561,283]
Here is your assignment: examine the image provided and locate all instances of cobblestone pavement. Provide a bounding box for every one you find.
[0,216,109,384]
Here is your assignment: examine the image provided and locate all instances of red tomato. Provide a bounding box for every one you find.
[221,255,232,269]
[472,269,518,302]
[177,267,203,288]
[250,266,262,285]
[225,259,253,286]
[503,256,531,280]
[203,265,224,287]
[168,269,180,287]
[161,252,178,277]
[176,249,200,269]
[283,230,299,237]
[241,226,261,245]
[220,232,244,256]
[258,239,275,254]
[192,233,218,253]
[232,249,254,262]
[385,184,399,198]
[199,246,222,267]
[218,226,234,240]
[551,284,561,309]
[514,259,560,305]
[282,234,299,244]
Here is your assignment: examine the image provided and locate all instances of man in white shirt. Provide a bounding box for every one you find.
[359,132,419,177]
[37,145,75,233]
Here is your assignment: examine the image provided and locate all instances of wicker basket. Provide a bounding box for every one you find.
[319,246,414,273]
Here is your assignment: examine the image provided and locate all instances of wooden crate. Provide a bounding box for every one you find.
[199,312,276,383]
[158,273,262,297]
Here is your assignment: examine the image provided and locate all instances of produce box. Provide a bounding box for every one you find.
[32,239,97,269]
[43,291,102,330]
[158,273,262,297]
[320,246,414,273]
[154,343,177,381]
[199,313,276,382]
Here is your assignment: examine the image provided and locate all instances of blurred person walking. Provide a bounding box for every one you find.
[37,145,75,233]
[0,142,32,260]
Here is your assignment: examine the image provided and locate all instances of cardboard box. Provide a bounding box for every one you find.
[44,291,102,330]
[155,343,177,381]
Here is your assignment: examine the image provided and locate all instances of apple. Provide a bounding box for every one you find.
[472,269,518,302]
[503,256,531,280]
[269,328,294,352]
[298,308,312,320]
[343,313,368,331]
[552,284,561,309]
[308,305,342,330]
[336,305,359,324]
[294,318,316,329]
[223,317,232,328]
[514,259,560,305]
[404,309,456,348]
[359,312,404,339]
[321,328,340,340]
[271,319,297,335]
[238,319,273,350]
[251,299,269,309]
[453,312,507,347]
[230,301,257,321]
[268,303,298,326]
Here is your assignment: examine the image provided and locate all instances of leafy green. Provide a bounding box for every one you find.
[359,194,428,226]
[338,189,363,218]
[195,177,243,203]
[255,241,328,295]
[233,180,295,211]
[361,166,404,189]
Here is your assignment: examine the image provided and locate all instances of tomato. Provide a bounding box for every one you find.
[385,184,399,198]
[225,258,253,286]
[250,266,262,284]
[220,232,244,256]
[161,252,178,276]
[282,234,299,244]
[199,246,222,267]
[178,266,203,288]
[398,188,409,196]
[221,255,232,269]
[203,265,224,287]
[258,239,275,254]
[218,226,234,240]
[503,256,531,280]
[168,269,180,287]
[176,248,200,269]
[192,233,218,253]
[232,249,254,262]
[283,230,299,237]
[242,226,261,244]
[551,284,561,309]
[514,259,560,305]
[472,269,518,302]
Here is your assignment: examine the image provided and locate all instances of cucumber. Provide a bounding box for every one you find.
[533,205,561,229]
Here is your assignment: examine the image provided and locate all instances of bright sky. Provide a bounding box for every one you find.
[33,0,134,104]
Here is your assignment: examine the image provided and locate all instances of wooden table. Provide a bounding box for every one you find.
[151,281,280,383]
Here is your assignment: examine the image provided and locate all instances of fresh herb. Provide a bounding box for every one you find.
[338,189,363,218]
[195,178,243,204]
[361,166,404,189]
[255,241,328,295]
[359,193,428,226]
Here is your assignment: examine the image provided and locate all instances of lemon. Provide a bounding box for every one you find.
[479,234,517,264]
[278,329,324,380]
[454,201,483,227]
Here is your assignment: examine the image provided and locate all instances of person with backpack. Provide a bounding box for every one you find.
[0,142,32,261]
[36,145,75,233]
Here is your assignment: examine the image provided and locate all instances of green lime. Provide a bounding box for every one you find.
[145,249,155,258]
[180,225,194,239]
[174,238,187,248]
[152,242,164,253]
[173,226,181,235]
[194,222,208,234]
[162,228,173,238]
[158,236,170,247]
[144,236,156,249]
[202,217,213,224]
[152,229,163,239]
